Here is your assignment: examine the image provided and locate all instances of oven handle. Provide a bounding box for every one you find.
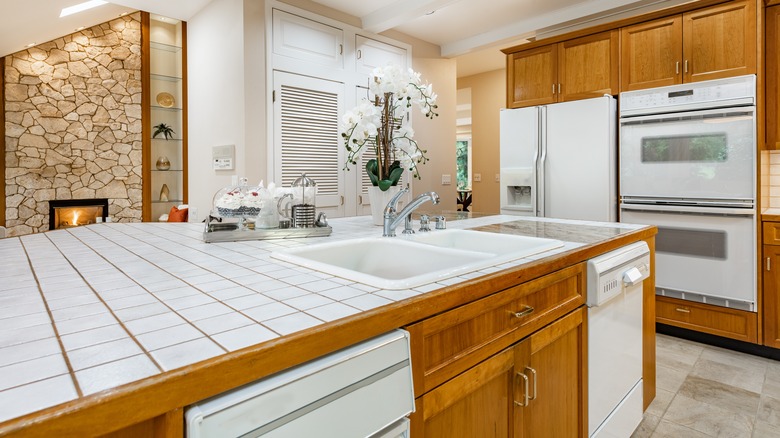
[620,202,755,217]
[619,105,755,125]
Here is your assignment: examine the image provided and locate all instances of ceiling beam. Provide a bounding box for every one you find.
[361,0,462,34]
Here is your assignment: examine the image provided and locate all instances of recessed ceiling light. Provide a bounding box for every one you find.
[60,0,107,18]
[119,12,128,17]
[25,43,36,48]
[75,26,86,31]
[425,10,436,15]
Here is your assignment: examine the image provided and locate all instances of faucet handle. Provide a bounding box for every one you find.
[419,214,431,232]
[434,215,446,230]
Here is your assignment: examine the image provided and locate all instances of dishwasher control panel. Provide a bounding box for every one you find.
[587,242,650,307]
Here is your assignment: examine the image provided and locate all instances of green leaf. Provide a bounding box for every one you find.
[365,159,379,186]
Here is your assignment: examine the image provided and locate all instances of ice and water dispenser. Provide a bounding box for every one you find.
[499,167,535,215]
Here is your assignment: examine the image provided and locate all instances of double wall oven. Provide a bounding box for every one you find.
[619,75,757,311]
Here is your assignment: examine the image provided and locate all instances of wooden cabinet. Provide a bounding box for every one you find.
[411,308,586,438]
[621,0,756,91]
[506,30,618,108]
[656,296,758,343]
[763,222,780,347]
[767,5,780,149]
[407,264,587,437]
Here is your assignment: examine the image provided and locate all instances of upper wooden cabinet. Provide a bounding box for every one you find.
[767,5,780,150]
[621,0,756,91]
[506,30,619,108]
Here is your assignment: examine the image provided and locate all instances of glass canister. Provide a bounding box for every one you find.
[291,173,317,228]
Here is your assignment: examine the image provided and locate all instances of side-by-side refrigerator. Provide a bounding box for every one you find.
[499,96,617,222]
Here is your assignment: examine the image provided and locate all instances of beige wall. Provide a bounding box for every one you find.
[410,57,457,211]
[457,69,505,214]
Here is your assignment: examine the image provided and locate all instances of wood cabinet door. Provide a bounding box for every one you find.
[515,307,586,438]
[412,347,517,438]
[767,6,780,150]
[558,30,619,101]
[763,244,780,348]
[507,44,557,108]
[682,0,756,83]
[620,16,683,91]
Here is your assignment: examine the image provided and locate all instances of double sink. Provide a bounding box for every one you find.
[272,229,564,290]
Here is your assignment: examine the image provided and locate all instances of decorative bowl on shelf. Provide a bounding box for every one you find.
[156,92,175,108]
[156,156,171,170]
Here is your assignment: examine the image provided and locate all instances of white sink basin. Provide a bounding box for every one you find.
[272,230,563,290]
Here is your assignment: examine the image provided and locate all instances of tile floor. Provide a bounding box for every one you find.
[633,334,780,437]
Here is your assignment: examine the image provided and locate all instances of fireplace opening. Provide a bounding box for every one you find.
[49,199,109,231]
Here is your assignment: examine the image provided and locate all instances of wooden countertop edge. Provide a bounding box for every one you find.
[762,213,780,222]
[0,226,657,437]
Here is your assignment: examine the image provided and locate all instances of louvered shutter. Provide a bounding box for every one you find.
[274,71,345,217]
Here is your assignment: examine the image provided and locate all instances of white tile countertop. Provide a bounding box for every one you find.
[0,214,648,425]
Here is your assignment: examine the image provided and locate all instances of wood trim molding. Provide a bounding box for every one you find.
[141,12,151,222]
[1,57,5,227]
[181,21,188,205]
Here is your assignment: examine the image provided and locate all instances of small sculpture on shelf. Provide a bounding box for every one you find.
[160,183,170,202]
[153,123,175,140]
[156,156,171,170]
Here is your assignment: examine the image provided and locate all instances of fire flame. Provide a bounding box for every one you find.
[72,211,80,226]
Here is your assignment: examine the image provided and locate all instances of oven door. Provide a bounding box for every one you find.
[620,106,755,201]
[620,203,756,311]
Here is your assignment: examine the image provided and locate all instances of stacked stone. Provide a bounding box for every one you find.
[4,13,143,236]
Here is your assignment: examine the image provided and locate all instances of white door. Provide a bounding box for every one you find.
[272,9,344,69]
[544,96,616,221]
[355,36,407,81]
[273,71,346,217]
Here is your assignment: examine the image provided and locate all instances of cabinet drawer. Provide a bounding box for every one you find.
[764,222,780,245]
[407,263,585,395]
[656,296,757,343]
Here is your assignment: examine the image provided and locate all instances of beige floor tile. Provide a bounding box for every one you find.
[690,358,765,394]
[632,414,660,438]
[657,362,690,393]
[656,334,704,369]
[646,388,675,418]
[662,394,754,437]
[699,345,768,377]
[651,419,710,438]
[754,420,780,438]
[677,375,760,418]
[759,395,780,428]
[764,362,780,400]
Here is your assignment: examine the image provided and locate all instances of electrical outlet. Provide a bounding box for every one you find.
[441,174,452,185]
[495,173,500,182]
[474,173,481,182]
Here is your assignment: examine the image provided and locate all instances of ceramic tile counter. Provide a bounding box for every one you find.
[0,214,653,435]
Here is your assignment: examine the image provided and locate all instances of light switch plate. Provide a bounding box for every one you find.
[495,173,500,182]
[474,173,482,182]
[441,174,451,185]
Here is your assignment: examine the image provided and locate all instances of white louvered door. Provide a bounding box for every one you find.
[273,71,346,217]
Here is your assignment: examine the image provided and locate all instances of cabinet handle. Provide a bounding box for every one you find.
[552,84,556,94]
[675,307,691,314]
[514,372,530,406]
[684,60,689,73]
[339,44,343,55]
[768,257,771,271]
[676,61,680,75]
[511,305,535,318]
[357,49,362,59]
[525,366,537,401]
[557,83,561,94]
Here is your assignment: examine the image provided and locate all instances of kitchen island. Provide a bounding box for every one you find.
[0,214,656,437]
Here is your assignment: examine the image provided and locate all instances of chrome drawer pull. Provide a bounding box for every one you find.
[514,372,530,406]
[511,306,535,318]
[675,307,691,314]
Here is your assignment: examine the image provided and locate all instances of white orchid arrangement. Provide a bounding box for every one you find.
[341,65,438,191]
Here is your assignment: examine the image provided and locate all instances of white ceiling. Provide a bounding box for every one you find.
[0,0,697,77]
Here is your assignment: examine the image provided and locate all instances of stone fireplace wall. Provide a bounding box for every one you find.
[4,13,142,237]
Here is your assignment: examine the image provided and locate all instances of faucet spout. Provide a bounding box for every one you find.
[383,190,440,237]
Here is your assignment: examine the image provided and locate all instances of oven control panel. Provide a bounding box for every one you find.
[620,74,755,116]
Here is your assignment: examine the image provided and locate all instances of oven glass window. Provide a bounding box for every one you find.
[641,133,728,163]
[656,226,727,260]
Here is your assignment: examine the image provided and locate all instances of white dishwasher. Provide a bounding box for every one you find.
[185,330,414,438]
[587,242,650,438]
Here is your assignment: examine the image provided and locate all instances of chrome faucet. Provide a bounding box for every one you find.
[383,187,440,237]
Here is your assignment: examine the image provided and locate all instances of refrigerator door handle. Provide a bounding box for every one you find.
[538,107,547,217]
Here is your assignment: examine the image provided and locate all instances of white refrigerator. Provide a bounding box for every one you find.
[499,96,617,222]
